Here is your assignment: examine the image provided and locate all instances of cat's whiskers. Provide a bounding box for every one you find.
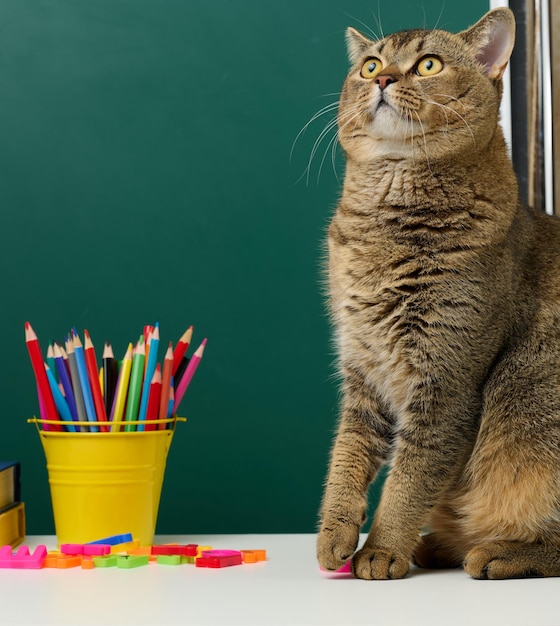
[305,117,339,185]
[292,98,347,185]
[303,102,365,185]
[373,3,385,39]
[343,11,382,42]
[425,98,476,147]
[402,110,416,163]
[290,100,340,163]
[413,110,434,175]
[319,123,343,184]
[322,105,370,184]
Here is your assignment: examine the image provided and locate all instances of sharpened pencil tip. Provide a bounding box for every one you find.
[25,322,37,341]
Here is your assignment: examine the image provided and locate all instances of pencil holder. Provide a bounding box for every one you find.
[29,417,184,546]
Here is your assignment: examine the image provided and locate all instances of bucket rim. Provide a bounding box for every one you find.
[28,416,186,436]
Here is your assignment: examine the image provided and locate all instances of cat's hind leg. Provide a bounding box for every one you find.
[413,533,463,569]
[464,541,560,579]
[412,501,466,569]
[458,320,560,579]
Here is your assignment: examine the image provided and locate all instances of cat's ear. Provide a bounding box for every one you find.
[346,27,373,65]
[459,7,515,80]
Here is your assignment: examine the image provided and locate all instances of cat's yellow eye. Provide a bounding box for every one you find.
[415,56,444,77]
[360,57,383,79]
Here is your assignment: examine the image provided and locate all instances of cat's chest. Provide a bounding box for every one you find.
[327,202,480,399]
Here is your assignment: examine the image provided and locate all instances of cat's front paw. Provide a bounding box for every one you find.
[352,546,410,580]
[317,522,360,571]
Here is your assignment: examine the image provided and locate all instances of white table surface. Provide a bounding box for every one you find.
[2,534,559,626]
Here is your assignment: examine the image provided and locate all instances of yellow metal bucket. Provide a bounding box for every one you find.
[30,418,184,546]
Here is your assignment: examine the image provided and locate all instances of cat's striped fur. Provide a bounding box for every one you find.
[317,8,560,580]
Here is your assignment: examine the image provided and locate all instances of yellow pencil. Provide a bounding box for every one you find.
[110,343,133,432]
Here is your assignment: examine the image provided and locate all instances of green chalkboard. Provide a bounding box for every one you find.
[0,0,488,535]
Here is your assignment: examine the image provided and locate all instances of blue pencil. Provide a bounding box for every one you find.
[72,330,99,432]
[45,363,77,432]
[53,343,79,426]
[167,377,175,426]
[137,323,160,431]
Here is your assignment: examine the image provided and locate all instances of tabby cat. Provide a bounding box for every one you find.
[317,7,560,580]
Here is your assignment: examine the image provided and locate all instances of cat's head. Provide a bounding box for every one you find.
[338,8,515,164]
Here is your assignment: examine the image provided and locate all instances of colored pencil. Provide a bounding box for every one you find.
[58,344,72,380]
[143,325,154,346]
[110,343,133,432]
[144,364,162,431]
[45,364,77,432]
[172,326,193,376]
[173,356,190,389]
[53,343,79,425]
[103,342,119,417]
[124,336,146,432]
[46,343,56,379]
[25,322,61,431]
[144,328,153,378]
[158,342,173,421]
[84,330,108,431]
[36,383,48,426]
[65,337,88,432]
[172,339,206,414]
[27,322,203,433]
[72,331,99,432]
[137,324,159,431]
[165,383,175,428]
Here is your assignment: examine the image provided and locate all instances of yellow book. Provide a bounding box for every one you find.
[0,503,25,547]
[0,462,20,510]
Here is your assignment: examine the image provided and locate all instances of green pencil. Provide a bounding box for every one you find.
[124,335,145,432]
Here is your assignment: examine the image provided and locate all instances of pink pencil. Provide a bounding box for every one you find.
[172,339,206,414]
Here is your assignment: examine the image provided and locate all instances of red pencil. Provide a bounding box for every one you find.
[25,322,61,431]
[145,364,162,432]
[159,342,173,421]
[143,325,154,346]
[172,326,193,376]
[84,329,109,431]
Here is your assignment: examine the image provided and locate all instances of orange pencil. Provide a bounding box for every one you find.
[25,322,61,431]
[145,364,162,431]
[172,326,193,376]
[159,342,173,421]
[84,330,109,431]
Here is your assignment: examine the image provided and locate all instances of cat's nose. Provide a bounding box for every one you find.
[376,74,397,90]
